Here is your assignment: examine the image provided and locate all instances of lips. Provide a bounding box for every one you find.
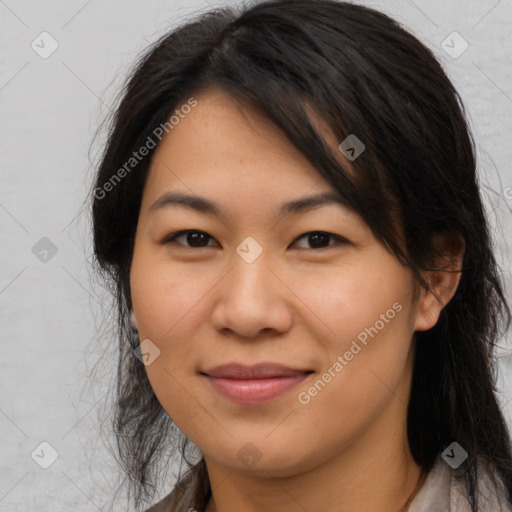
[202,363,312,379]
[201,363,314,405]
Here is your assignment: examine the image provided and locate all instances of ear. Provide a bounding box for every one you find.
[413,232,465,332]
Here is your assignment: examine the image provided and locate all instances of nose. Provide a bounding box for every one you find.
[210,250,293,339]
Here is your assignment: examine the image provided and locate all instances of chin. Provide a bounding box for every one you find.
[207,439,322,478]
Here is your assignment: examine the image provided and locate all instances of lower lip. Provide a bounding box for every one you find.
[204,374,310,405]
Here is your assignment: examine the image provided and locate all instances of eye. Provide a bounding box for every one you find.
[161,230,218,248]
[161,230,347,250]
[292,231,347,249]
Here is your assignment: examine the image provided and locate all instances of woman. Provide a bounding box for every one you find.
[91,0,512,510]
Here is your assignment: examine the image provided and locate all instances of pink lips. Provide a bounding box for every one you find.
[201,363,312,406]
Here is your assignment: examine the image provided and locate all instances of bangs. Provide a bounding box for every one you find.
[179,18,408,263]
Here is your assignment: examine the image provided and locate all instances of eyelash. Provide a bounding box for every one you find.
[160,230,348,250]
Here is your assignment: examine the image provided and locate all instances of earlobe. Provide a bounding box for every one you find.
[413,232,465,332]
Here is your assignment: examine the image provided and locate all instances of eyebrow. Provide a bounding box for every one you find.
[148,190,351,219]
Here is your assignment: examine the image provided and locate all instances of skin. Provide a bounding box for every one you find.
[130,85,464,512]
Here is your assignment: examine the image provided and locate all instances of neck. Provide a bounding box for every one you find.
[204,403,423,512]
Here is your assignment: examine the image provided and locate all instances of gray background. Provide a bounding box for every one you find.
[1,0,511,510]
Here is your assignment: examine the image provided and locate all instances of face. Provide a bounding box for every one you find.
[130,85,425,478]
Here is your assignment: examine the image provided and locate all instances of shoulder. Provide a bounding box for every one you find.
[409,454,512,511]
[143,485,196,512]
[144,492,175,512]
[143,460,209,512]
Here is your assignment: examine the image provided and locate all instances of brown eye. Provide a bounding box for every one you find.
[292,231,347,249]
[162,230,218,248]
[161,230,348,250]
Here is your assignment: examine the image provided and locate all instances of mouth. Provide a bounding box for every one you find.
[200,363,314,406]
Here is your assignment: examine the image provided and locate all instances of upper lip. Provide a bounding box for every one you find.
[201,363,313,379]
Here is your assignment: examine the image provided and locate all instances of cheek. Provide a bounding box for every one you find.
[297,261,415,409]
[130,255,212,437]
[301,259,413,353]
[130,252,213,342]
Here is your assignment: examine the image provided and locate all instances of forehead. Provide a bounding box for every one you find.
[137,86,371,233]
[144,86,338,202]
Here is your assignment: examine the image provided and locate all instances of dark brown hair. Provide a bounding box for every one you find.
[90,1,512,510]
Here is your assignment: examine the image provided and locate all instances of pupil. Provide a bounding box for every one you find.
[188,231,208,247]
[309,232,329,248]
